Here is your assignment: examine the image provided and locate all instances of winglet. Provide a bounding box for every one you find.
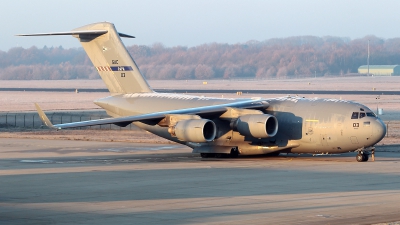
[34,103,58,129]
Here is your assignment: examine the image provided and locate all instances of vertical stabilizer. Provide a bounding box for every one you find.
[17,22,152,94]
[72,22,152,94]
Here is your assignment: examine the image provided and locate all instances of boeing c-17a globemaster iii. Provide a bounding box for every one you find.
[17,22,386,162]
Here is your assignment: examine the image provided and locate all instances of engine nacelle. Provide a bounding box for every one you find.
[233,114,278,138]
[169,119,216,143]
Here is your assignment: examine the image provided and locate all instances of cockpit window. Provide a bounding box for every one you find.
[351,112,359,119]
[366,112,376,117]
[360,112,366,118]
[360,108,365,111]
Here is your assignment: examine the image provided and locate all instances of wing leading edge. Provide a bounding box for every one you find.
[35,99,269,130]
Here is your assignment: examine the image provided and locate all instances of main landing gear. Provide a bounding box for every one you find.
[200,148,239,158]
[200,153,215,158]
[200,153,229,158]
[356,147,375,162]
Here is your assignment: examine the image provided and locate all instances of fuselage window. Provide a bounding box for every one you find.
[366,112,376,117]
[351,112,359,119]
[360,112,366,118]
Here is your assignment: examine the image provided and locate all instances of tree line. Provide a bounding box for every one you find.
[1,35,400,80]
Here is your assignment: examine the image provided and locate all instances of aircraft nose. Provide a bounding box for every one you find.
[372,118,386,143]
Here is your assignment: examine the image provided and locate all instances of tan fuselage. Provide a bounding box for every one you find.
[94,93,386,155]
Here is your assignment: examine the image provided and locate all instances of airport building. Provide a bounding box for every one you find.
[358,65,400,76]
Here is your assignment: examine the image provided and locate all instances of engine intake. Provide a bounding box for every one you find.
[233,114,278,138]
[169,119,216,143]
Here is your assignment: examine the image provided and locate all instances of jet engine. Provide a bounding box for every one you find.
[168,119,217,143]
[233,114,278,138]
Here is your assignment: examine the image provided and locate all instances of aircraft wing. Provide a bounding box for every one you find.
[35,99,269,130]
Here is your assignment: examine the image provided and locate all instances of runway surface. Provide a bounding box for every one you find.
[1,138,400,224]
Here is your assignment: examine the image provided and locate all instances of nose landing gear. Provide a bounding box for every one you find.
[355,147,375,162]
[356,153,369,162]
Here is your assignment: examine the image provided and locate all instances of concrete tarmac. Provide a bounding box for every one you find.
[1,138,400,225]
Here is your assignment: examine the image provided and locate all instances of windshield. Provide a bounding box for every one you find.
[351,111,376,119]
[366,112,376,117]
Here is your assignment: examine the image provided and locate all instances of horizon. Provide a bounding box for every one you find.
[2,34,394,52]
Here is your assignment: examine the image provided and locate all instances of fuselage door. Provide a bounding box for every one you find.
[350,136,359,144]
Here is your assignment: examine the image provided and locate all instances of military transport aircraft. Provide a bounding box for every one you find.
[17,22,386,162]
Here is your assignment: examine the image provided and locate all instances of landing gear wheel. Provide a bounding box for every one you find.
[356,153,369,162]
[230,148,239,158]
[362,153,369,162]
[356,154,364,162]
[215,153,229,158]
[200,153,213,158]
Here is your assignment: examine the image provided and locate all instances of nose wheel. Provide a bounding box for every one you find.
[356,153,369,162]
[355,147,375,162]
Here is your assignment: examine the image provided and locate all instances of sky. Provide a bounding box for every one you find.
[1,0,400,51]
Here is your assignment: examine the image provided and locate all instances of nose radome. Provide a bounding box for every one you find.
[373,119,386,143]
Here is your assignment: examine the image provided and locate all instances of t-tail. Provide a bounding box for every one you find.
[17,22,153,95]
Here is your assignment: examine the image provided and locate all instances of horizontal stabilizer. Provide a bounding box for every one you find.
[117,32,135,38]
[16,30,134,38]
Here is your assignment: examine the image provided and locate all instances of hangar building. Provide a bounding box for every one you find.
[358,65,400,76]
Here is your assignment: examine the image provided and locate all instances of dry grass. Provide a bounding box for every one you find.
[1,77,400,112]
[2,76,400,91]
